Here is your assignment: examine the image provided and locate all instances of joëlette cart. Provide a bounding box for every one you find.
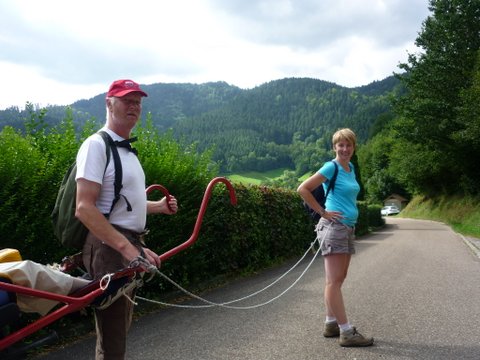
[0,177,236,357]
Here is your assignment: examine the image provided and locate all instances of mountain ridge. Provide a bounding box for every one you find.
[0,76,401,172]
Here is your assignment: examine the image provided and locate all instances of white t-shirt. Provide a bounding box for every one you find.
[75,128,147,232]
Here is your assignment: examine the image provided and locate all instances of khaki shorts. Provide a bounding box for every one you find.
[315,218,356,256]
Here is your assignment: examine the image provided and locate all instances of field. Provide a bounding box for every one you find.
[224,168,312,185]
[224,168,288,185]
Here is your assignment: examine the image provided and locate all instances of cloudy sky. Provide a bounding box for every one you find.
[0,0,430,110]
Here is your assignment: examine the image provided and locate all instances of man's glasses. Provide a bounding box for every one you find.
[117,98,142,107]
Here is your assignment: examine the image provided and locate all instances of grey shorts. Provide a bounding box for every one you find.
[315,218,356,256]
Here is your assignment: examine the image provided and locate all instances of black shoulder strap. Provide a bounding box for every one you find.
[98,131,111,171]
[97,131,132,216]
[325,161,339,198]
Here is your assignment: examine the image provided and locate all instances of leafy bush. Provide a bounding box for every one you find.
[366,203,385,229]
[355,202,369,236]
[0,110,378,294]
[0,126,53,262]
[142,183,315,294]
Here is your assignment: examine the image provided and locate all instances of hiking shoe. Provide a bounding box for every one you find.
[323,321,340,337]
[339,327,374,347]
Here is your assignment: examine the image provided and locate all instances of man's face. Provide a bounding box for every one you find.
[109,93,143,127]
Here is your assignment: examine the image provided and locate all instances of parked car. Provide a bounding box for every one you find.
[381,205,400,216]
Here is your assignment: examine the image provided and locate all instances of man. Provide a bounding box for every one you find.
[75,79,178,359]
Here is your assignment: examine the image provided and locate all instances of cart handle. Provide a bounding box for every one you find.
[145,184,175,213]
[146,177,236,262]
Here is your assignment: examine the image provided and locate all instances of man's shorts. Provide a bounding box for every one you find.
[315,218,356,256]
[82,226,143,280]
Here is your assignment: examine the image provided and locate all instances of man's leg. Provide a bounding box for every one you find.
[83,233,133,360]
[94,295,134,360]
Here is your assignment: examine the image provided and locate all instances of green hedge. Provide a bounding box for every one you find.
[142,184,315,293]
[0,113,382,294]
[366,203,385,229]
[356,201,385,236]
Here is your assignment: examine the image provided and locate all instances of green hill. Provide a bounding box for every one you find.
[0,76,401,173]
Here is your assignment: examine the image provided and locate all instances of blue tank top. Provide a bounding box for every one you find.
[318,161,360,227]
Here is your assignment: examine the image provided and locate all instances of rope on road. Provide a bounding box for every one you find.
[136,223,332,310]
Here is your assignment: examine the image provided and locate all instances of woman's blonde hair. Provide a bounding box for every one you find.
[332,128,357,148]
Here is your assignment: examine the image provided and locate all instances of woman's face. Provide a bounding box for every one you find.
[334,139,355,161]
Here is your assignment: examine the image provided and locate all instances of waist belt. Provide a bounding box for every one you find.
[112,224,148,247]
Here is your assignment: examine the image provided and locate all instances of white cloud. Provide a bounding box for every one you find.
[0,0,430,110]
[0,61,106,108]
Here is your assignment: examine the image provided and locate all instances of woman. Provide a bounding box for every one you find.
[297,128,374,347]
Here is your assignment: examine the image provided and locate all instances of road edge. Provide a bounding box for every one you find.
[459,234,480,259]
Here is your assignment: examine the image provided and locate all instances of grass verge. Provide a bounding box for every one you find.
[400,195,480,238]
[224,168,290,185]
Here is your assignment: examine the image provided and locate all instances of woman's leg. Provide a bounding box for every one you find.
[324,253,351,324]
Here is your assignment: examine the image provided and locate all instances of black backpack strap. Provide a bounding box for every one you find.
[325,161,339,198]
[97,131,132,216]
[98,131,111,171]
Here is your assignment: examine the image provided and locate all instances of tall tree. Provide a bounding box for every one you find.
[452,50,480,193]
[393,0,480,195]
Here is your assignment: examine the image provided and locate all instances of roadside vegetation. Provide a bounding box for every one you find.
[1,0,479,353]
[226,168,480,240]
[401,195,480,239]
[1,0,478,298]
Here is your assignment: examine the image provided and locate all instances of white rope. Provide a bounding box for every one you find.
[95,259,152,310]
[96,275,144,310]
[136,222,333,310]
[99,273,112,291]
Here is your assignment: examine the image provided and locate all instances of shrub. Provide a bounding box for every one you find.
[0,110,376,294]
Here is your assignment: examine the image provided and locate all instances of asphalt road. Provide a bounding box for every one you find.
[35,218,480,360]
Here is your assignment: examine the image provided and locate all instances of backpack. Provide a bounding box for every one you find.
[51,131,123,249]
[303,161,339,222]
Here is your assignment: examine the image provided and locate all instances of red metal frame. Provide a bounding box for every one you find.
[0,177,236,352]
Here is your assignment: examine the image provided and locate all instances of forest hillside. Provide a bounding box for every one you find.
[0,76,400,174]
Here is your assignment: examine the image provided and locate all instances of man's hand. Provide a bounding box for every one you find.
[147,196,178,215]
[142,247,161,268]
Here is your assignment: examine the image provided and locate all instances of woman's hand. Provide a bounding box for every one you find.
[323,210,344,221]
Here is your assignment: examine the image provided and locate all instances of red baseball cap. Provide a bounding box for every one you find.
[106,79,148,98]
